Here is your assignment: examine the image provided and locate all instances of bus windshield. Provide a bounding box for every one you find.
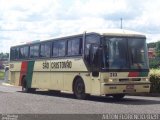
[102,37,149,70]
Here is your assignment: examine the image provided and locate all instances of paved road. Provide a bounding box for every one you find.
[0,80,160,115]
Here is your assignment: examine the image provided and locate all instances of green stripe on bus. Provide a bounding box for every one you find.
[139,72,148,77]
[26,61,35,88]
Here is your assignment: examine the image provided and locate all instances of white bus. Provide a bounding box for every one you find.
[9,29,150,99]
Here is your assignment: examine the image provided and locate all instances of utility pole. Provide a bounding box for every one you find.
[120,18,123,29]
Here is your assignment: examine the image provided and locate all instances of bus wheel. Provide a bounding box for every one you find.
[112,94,125,100]
[73,78,86,100]
[22,77,35,93]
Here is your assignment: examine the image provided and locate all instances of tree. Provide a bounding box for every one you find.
[156,41,160,57]
[0,52,9,60]
[147,42,156,48]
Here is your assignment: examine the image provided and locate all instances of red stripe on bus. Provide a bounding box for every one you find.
[19,61,28,86]
[128,72,139,77]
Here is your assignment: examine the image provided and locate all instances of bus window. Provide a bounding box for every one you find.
[29,44,39,58]
[85,35,100,65]
[40,42,51,58]
[53,42,59,57]
[59,41,65,56]
[19,46,29,59]
[19,47,24,59]
[52,41,66,57]
[108,38,129,69]
[15,48,19,60]
[24,46,29,58]
[30,46,34,58]
[67,38,82,56]
[10,48,15,60]
[67,40,72,55]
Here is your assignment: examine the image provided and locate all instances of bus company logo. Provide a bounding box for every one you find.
[42,60,72,69]
[51,60,72,69]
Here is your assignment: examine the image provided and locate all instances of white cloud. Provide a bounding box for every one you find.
[0,0,160,52]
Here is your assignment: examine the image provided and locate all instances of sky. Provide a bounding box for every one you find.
[0,0,160,53]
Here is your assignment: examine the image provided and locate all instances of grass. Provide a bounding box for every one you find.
[0,70,4,79]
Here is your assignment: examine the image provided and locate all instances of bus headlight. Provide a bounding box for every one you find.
[109,79,113,82]
[142,78,149,81]
[109,79,118,82]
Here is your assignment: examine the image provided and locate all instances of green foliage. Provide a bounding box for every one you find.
[148,42,160,69]
[156,41,160,57]
[0,71,4,79]
[0,52,9,60]
[150,69,160,93]
[149,58,160,68]
[147,42,156,48]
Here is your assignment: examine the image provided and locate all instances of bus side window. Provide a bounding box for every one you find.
[30,46,34,58]
[40,44,45,57]
[52,41,59,57]
[29,44,40,58]
[85,34,100,64]
[52,40,66,57]
[45,43,51,57]
[40,42,51,58]
[34,45,40,57]
[67,38,82,56]
[10,48,15,60]
[59,41,66,56]
[19,46,29,59]
[15,48,19,60]
[19,47,24,59]
[24,46,29,58]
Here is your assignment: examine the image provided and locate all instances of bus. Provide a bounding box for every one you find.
[9,29,150,99]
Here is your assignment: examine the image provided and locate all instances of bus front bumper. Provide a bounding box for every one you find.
[101,82,151,95]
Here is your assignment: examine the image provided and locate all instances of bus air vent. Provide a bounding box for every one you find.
[132,78,141,81]
[119,79,129,82]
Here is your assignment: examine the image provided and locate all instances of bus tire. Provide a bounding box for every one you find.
[73,77,86,100]
[112,94,125,100]
[22,77,35,93]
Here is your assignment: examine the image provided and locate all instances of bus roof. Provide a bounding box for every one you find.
[46,29,146,40]
[85,29,146,37]
[11,29,146,48]
[40,29,145,42]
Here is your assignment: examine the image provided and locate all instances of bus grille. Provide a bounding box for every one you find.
[119,78,141,82]
[119,79,129,82]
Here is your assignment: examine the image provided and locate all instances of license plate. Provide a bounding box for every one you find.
[124,89,135,93]
[126,84,134,89]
